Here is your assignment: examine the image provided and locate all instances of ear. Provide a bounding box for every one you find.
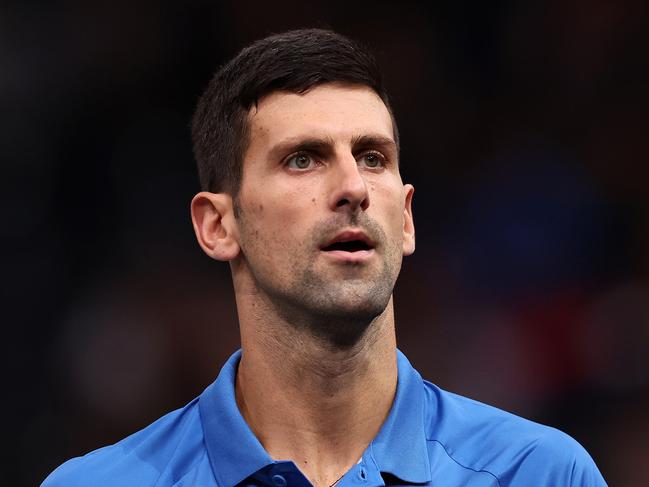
[191,191,240,261]
[402,184,415,256]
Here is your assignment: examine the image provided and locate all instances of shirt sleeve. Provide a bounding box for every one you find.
[498,428,608,486]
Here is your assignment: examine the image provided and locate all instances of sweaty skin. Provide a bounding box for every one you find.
[191,83,415,487]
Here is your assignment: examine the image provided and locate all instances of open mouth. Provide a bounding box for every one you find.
[321,240,372,252]
[320,230,375,258]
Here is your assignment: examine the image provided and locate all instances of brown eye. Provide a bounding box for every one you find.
[286,153,314,169]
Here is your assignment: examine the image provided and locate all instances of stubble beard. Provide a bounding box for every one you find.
[239,210,402,349]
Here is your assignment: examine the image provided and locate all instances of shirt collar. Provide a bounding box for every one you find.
[199,349,432,487]
[199,350,274,487]
[367,350,432,484]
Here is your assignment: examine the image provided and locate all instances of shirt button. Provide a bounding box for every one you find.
[271,474,287,487]
[357,468,367,482]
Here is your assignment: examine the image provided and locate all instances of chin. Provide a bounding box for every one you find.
[299,293,391,348]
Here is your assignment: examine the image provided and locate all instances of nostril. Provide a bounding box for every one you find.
[336,198,351,208]
[336,196,369,210]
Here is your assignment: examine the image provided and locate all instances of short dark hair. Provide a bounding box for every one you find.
[191,28,398,195]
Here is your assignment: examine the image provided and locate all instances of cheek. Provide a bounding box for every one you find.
[370,184,405,231]
[239,189,308,250]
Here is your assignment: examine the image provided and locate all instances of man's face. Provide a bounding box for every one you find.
[233,83,414,340]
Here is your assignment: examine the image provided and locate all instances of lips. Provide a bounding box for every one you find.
[320,230,375,253]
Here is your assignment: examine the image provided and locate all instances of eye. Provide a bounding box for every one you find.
[358,151,386,168]
[286,152,315,170]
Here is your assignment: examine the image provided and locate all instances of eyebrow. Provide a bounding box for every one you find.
[350,134,398,154]
[267,133,398,162]
[268,136,336,161]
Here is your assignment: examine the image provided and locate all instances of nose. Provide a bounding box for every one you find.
[328,154,370,212]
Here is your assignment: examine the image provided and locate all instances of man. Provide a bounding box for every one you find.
[42,29,606,486]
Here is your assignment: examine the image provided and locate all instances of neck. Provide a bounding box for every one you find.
[234,289,397,487]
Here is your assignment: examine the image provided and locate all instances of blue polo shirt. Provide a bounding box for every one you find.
[42,350,607,486]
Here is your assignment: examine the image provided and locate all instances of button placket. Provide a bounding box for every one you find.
[271,474,288,487]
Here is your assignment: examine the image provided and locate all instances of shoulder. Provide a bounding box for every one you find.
[41,398,213,487]
[422,382,607,486]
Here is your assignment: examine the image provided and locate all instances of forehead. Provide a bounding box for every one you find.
[246,83,395,152]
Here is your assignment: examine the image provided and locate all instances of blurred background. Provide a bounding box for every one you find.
[3,0,649,485]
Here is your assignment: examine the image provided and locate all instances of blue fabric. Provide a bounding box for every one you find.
[42,350,607,486]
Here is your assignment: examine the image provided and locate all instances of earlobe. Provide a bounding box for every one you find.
[190,192,240,261]
[402,184,415,256]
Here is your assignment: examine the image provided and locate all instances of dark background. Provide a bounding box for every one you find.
[3,1,649,485]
